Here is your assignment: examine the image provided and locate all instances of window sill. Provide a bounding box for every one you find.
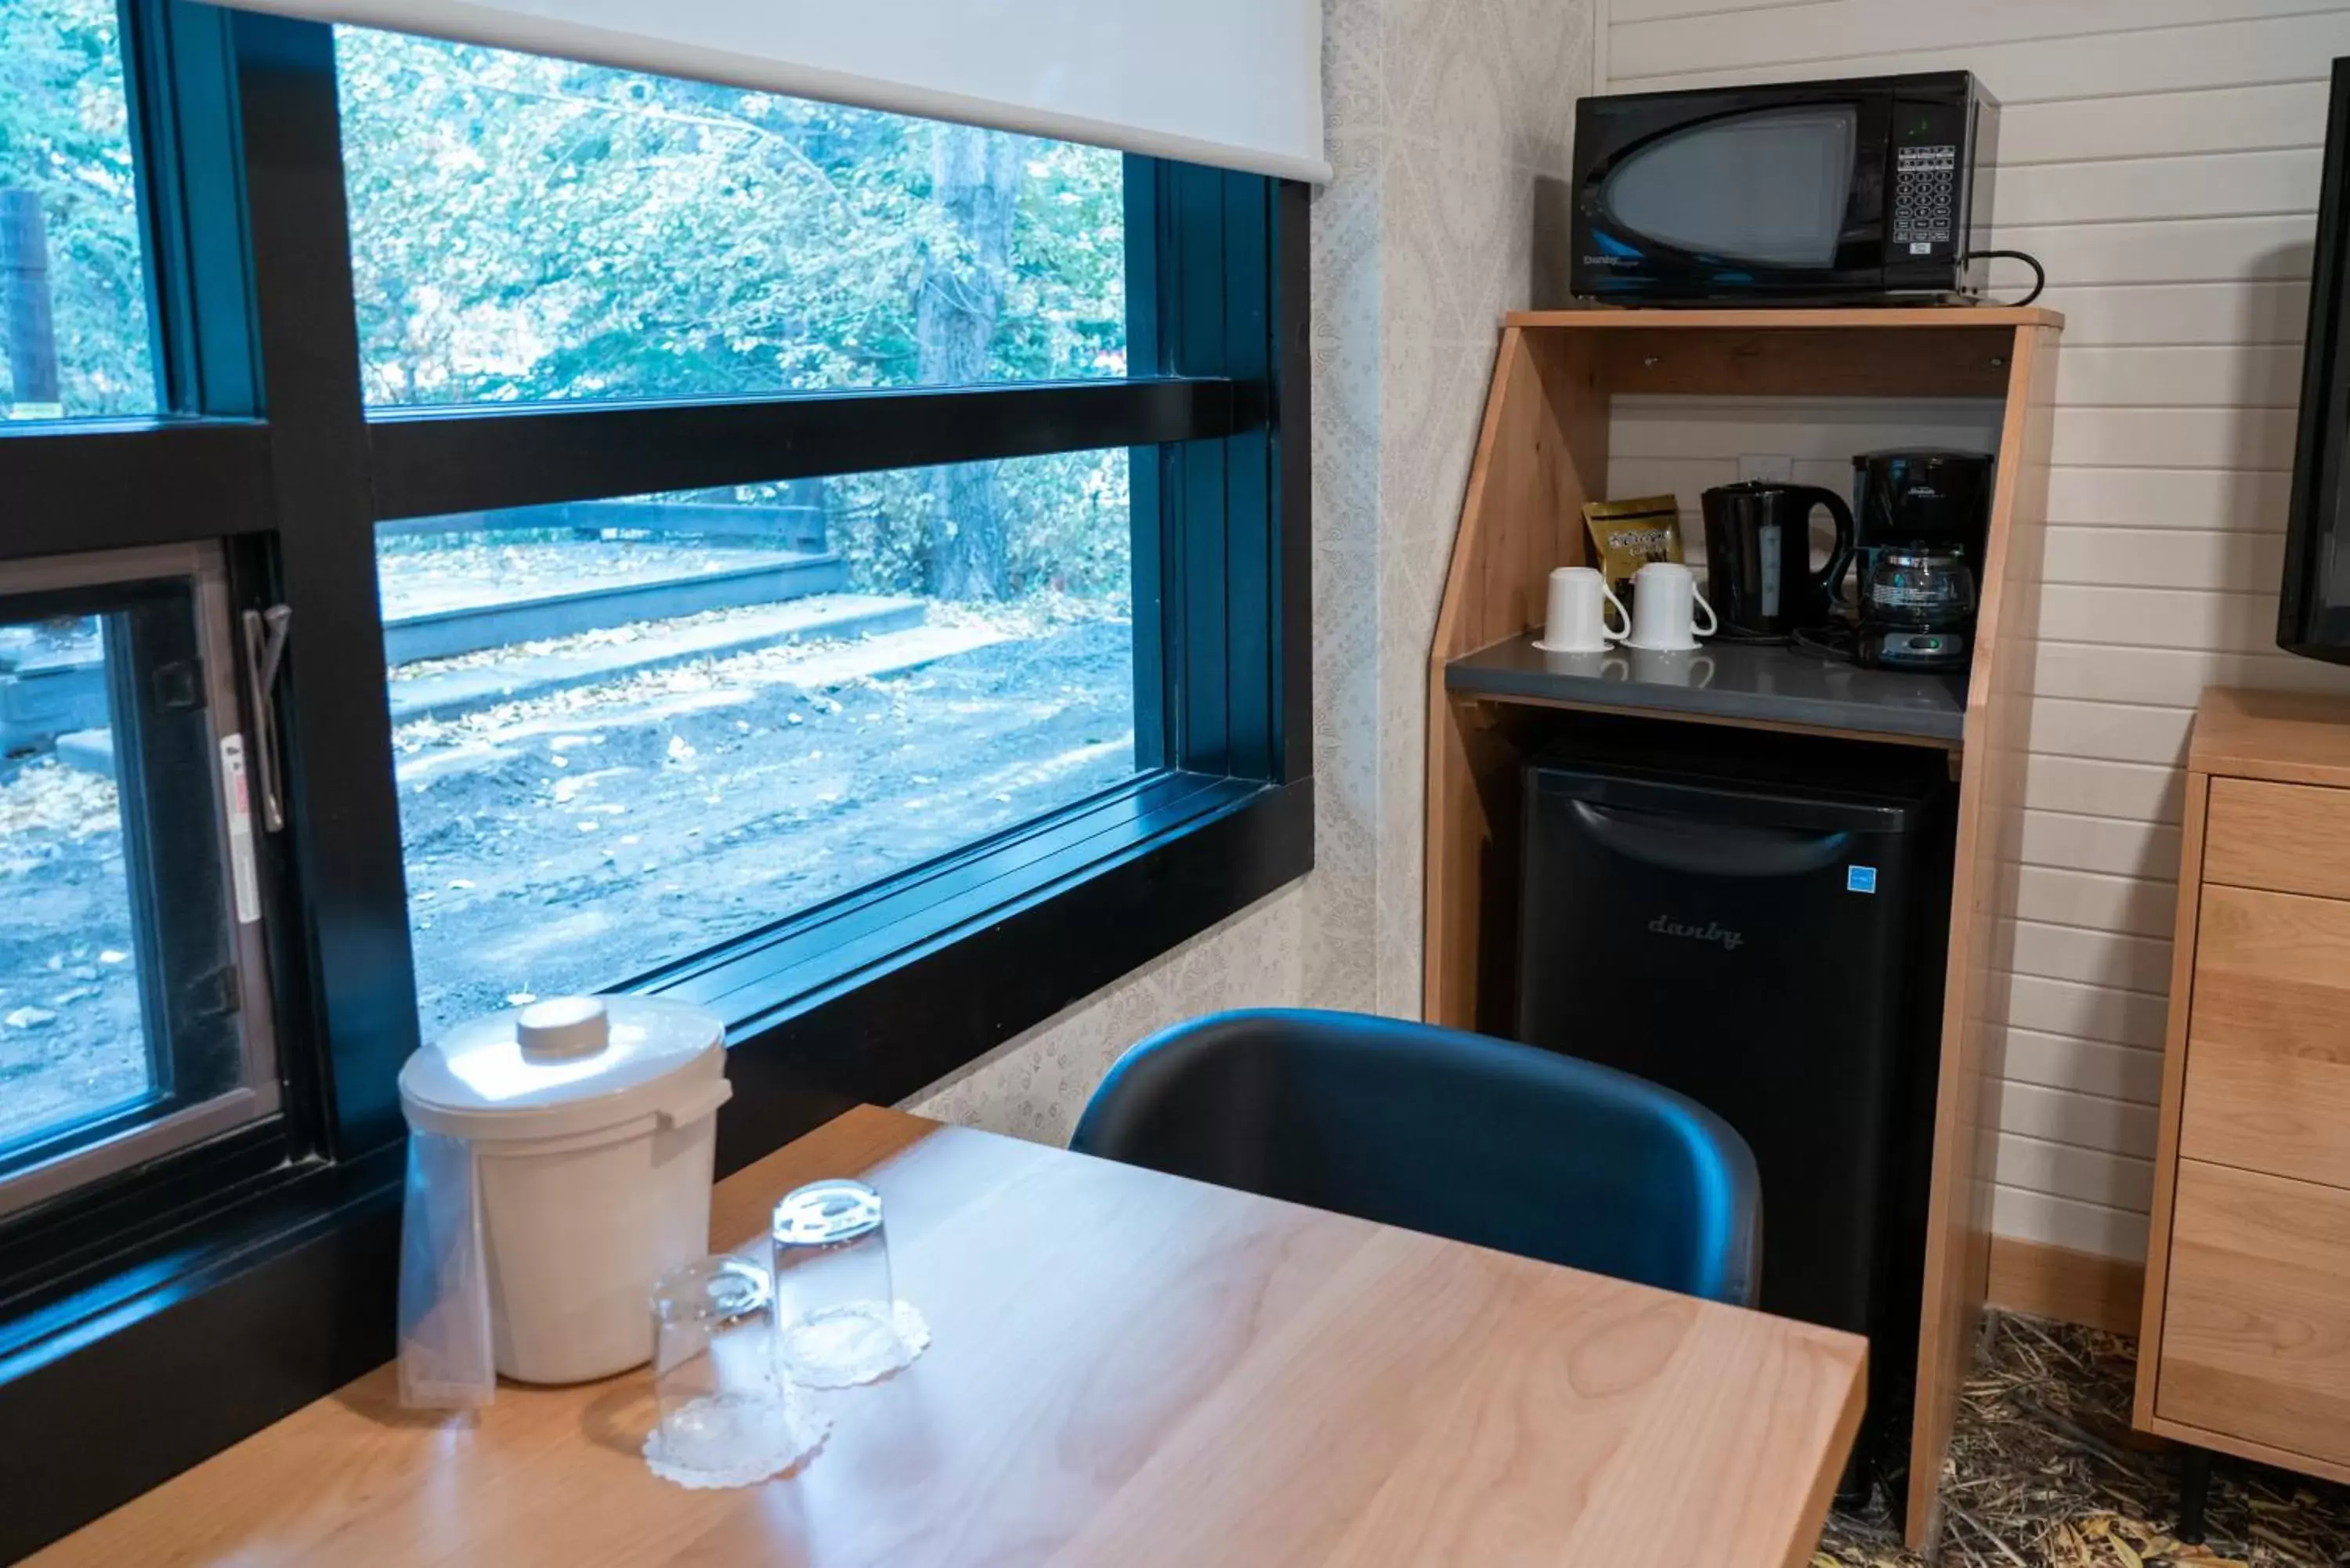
[640,768,1315,1172]
[0,1145,403,1563]
[0,772,1311,1556]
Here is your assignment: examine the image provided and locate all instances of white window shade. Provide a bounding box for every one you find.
[217,0,1331,183]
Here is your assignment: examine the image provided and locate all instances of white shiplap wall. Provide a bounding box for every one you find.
[1600,0,2350,1262]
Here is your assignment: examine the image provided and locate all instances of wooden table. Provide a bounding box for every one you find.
[34,1107,1867,1567]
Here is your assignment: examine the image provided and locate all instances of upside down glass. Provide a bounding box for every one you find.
[645,1255,822,1487]
[771,1179,908,1386]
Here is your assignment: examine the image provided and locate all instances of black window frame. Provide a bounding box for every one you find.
[0,544,284,1216]
[0,5,1309,1555]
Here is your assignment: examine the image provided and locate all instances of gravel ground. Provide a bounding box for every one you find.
[0,602,1132,1144]
[1820,1312,2350,1566]
[0,761,146,1144]
[393,606,1135,1041]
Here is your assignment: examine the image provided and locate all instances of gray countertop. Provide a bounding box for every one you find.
[1444,632,1969,743]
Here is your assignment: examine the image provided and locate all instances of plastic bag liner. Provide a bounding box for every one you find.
[397,1129,496,1409]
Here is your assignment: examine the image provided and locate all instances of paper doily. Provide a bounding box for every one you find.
[643,1393,830,1490]
[782,1300,931,1390]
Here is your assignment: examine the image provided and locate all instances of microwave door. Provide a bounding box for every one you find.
[1585,94,1890,296]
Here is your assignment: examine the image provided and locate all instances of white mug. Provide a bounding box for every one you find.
[1534,566,1630,654]
[1625,561,1718,652]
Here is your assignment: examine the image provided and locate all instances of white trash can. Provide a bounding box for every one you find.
[397,995,731,1394]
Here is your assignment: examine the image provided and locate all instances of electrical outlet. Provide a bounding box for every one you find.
[1737,453,1793,483]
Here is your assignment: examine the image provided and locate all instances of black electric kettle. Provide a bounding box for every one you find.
[1698,482,1855,640]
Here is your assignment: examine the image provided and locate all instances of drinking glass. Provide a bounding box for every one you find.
[771,1179,906,1386]
[645,1255,819,1486]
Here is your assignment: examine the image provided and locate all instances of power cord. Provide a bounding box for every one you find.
[1791,624,1857,663]
[1966,247,2046,307]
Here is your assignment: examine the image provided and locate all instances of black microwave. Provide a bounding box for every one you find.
[1571,72,1998,305]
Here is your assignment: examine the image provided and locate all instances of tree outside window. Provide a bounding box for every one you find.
[0,0,155,420]
[337,31,1127,605]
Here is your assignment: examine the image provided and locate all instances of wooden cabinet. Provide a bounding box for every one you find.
[2178,885,2350,1188]
[2158,1161,2350,1461]
[1419,308,2066,1555]
[2138,688,2350,1483]
[2204,777,2350,901]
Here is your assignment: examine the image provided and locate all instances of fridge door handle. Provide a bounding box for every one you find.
[1567,799,1853,877]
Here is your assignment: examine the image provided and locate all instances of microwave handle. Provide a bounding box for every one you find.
[1796,486,1856,607]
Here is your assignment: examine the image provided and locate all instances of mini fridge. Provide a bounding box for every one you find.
[1517,752,1950,1501]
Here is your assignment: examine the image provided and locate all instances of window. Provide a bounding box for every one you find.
[0,0,157,420]
[0,6,1301,1552]
[381,451,1135,1038]
[336,31,1125,406]
[0,545,277,1216]
[332,35,1161,1035]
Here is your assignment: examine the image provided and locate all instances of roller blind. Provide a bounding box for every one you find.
[216,0,1331,182]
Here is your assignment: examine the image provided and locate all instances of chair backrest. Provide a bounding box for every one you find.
[1070,1008,1761,1305]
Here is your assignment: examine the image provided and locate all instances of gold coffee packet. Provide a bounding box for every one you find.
[1581,495,1684,599]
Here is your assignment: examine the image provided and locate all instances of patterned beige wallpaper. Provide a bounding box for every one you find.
[910,887,1307,1143]
[910,0,1595,1142]
[1368,0,1593,1012]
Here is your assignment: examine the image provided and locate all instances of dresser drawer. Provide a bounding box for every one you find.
[2180,883,2350,1187]
[2157,1159,2350,1465]
[2205,776,2350,900]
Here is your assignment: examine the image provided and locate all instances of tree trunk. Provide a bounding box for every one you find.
[777,475,829,555]
[0,190,63,418]
[915,126,1024,600]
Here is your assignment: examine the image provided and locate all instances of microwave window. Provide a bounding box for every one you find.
[1601,105,1858,268]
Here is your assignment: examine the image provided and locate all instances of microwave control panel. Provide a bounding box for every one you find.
[1892,145,1957,254]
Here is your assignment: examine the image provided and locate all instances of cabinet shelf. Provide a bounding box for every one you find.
[1445,632,1969,746]
[1421,305,2061,1554]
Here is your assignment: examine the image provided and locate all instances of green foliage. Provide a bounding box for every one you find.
[334,30,1126,404]
[334,31,1130,601]
[0,0,154,416]
[9,20,1130,602]
[1000,449,1131,602]
[820,447,1130,605]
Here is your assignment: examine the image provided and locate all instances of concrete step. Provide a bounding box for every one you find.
[53,728,116,781]
[376,498,828,551]
[0,663,107,758]
[390,619,1012,788]
[3,556,857,755]
[382,553,848,664]
[385,594,928,724]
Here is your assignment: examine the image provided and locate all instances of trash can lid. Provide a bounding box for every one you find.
[399,995,726,1141]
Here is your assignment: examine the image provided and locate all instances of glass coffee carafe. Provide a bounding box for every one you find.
[1859,546,1976,630]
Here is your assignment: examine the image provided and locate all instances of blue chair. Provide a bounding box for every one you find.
[1070,1007,1761,1305]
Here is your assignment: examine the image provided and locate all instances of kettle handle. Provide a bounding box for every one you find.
[1798,486,1856,607]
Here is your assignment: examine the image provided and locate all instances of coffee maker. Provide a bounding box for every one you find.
[1842,450,1995,672]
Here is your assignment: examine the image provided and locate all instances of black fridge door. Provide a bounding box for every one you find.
[1517,764,1920,1339]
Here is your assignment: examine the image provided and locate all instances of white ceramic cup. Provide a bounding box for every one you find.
[1534,566,1630,654]
[1624,560,1719,652]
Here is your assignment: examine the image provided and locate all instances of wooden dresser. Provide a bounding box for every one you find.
[2136,686,2350,1480]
